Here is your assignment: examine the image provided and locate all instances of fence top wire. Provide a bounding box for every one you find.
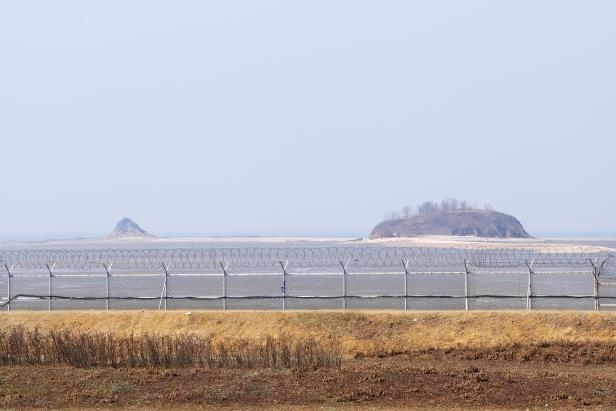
[0,247,613,272]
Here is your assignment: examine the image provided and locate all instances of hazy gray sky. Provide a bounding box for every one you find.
[1,1,615,239]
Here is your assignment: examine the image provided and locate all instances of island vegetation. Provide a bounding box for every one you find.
[372,198,530,239]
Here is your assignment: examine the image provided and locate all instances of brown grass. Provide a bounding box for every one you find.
[3,310,616,357]
[0,325,341,370]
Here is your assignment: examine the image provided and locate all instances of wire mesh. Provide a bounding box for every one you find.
[0,247,614,310]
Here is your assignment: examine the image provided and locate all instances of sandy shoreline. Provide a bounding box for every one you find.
[361,236,616,253]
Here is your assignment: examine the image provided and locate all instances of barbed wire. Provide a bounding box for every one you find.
[0,247,612,271]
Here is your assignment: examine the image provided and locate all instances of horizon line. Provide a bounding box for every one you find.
[2,229,616,243]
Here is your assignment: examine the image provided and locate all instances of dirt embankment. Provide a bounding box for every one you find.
[3,310,616,356]
[3,310,616,410]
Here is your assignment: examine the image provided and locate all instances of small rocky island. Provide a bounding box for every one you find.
[370,201,530,239]
[108,218,153,238]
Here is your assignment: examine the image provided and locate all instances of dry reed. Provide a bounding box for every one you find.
[0,326,341,370]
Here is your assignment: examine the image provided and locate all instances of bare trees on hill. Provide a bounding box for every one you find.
[384,199,493,221]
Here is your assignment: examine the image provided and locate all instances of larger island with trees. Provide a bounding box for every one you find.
[370,199,530,239]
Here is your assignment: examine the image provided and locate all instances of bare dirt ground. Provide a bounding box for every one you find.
[3,344,616,410]
[3,311,616,410]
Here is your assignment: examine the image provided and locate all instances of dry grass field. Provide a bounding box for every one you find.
[2,310,616,409]
[4,310,616,353]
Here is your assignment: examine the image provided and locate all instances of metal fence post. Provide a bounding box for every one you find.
[402,260,410,311]
[525,259,534,310]
[340,260,349,310]
[279,260,288,310]
[46,263,55,311]
[5,264,13,312]
[464,259,469,311]
[594,276,599,311]
[220,262,228,310]
[590,258,601,311]
[589,257,611,311]
[160,262,170,311]
[103,263,112,310]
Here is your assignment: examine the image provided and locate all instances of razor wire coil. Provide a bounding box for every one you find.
[0,247,612,272]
